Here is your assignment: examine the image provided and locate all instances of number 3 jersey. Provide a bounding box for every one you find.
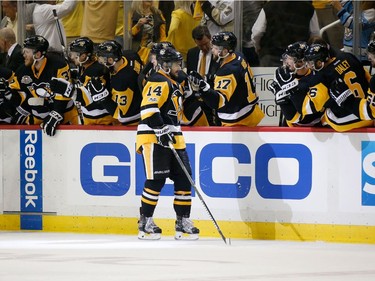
[136,70,186,153]
[201,52,264,126]
[78,56,142,125]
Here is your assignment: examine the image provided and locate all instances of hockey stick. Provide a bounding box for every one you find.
[52,9,66,59]
[52,9,84,125]
[168,142,228,244]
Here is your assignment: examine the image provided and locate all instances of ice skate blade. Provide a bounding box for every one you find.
[174,231,199,241]
[138,231,161,240]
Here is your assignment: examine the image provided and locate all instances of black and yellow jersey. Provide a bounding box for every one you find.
[8,55,78,125]
[139,65,209,127]
[74,59,118,125]
[318,52,373,131]
[338,75,375,122]
[80,56,142,125]
[282,69,329,127]
[201,52,264,126]
[180,91,209,126]
[136,70,186,153]
[0,67,16,123]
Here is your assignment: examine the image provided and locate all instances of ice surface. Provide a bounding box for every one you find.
[0,231,374,281]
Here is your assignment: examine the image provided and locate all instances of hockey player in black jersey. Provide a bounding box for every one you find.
[326,40,375,121]
[188,31,264,126]
[139,42,209,126]
[52,40,142,125]
[136,47,199,240]
[52,40,144,126]
[4,35,79,136]
[304,43,372,131]
[269,41,328,127]
[137,41,175,92]
[86,40,142,125]
[50,37,118,125]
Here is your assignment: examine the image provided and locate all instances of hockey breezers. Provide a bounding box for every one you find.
[168,142,228,244]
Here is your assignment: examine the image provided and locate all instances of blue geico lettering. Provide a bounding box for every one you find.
[200,143,251,198]
[80,143,130,196]
[256,144,312,200]
[81,142,313,199]
[361,141,375,206]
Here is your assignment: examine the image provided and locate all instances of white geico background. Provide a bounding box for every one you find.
[1,127,375,227]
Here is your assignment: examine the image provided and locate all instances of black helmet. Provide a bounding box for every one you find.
[304,43,330,63]
[69,37,94,55]
[211,32,237,52]
[368,40,375,55]
[157,47,183,64]
[23,35,49,55]
[96,40,123,61]
[151,41,175,55]
[284,41,308,61]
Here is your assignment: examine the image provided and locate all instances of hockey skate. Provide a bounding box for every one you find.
[138,215,162,240]
[175,216,199,240]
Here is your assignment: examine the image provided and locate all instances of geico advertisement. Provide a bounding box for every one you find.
[4,128,375,225]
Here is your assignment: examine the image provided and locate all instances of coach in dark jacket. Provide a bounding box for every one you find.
[0,27,24,72]
[187,25,220,125]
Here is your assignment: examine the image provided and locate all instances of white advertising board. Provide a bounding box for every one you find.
[2,127,375,229]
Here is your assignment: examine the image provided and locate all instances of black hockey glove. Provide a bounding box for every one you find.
[268,80,291,105]
[0,79,12,101]
[12,106,30,124]
[188,71,210,93]
[70,67,80,81]
[176,70,188,84]
[275,66,299,94]
[42,110,63,136]
[87,77,109,103]
[154,125,176,148]
[50,77,75,98]
[329,78,354,107]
